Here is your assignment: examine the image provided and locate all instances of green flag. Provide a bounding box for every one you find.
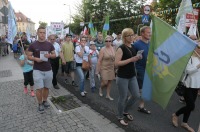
[142,15,197,109]
[102,15,109,39]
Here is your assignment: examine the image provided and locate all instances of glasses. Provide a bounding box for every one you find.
[105,40,112,42]
[125,34,134,38]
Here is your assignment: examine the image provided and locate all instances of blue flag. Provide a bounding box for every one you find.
[7,2,17,44]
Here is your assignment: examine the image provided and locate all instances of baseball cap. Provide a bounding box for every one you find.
[90,41,95,45]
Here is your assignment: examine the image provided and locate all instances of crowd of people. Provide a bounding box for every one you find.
[1,25,200,132]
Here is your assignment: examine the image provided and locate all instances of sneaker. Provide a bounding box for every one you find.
[42,101,50,108]
[81,92,85,97]
[54,85,60,89]
[64,79,70,84]
[38,104,44,114]
[24,87,28,94]
[72,81,78,87]
[31,90,35,97]
[172,113,178,127]
[99,88,103,97]
[84,91,87,94]
[181,123,194,132]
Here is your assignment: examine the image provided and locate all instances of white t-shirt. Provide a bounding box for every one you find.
[89,49,99,64]
[75,45,90,63]
[113,39,123,50]
[53,42,61,57]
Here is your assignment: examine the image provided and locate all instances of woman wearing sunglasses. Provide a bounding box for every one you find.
[96,35,115,100]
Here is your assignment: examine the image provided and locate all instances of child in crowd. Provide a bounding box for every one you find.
[19,45,34,97]
[88,41,99,92]
[12,42,18,59]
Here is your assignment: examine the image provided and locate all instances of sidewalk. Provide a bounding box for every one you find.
[0,53,124,132]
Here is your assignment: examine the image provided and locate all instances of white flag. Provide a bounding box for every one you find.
[187,24,197,36]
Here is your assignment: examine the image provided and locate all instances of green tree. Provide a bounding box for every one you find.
[39,21,48,28]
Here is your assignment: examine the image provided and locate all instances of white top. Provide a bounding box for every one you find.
[113,39,123,50]
[184,56,200,89]
[89,49,99,64]
[53,42,61,57]
[75,45,90,63]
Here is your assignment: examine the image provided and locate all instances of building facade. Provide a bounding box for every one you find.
[15,12,36,36]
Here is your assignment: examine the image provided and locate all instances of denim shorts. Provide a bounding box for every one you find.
[33,70,53,89]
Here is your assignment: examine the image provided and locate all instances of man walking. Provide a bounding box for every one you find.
[27,26,56,113]
[133,26,151,114]
[62,34,78,86]
[49,34,65,89]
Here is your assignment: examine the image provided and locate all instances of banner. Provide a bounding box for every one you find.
[142,15,197,109]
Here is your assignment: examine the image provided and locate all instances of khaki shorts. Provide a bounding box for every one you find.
[33,70,53,89]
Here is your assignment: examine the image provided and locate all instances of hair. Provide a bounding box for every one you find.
[140,26,150,34]
[105,35,112,41]
[24,45,29,51]
[37,26,45,32]
[121,28,134,44]
[117,31,121,35]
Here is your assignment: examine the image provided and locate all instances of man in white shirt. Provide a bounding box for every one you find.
[49,34,65,89]
[113,32,123,51]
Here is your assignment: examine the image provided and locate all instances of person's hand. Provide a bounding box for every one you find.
[44,54,51,58]
[62,60,66,65]
[129,56,140,62]
[34,57,43,63]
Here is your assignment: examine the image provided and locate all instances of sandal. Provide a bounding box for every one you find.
[138,107,151,114]
[118,119,128,126]
[123,113,133,121]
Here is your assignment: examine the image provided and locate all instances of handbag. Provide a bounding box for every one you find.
[175,81,186,96]
[82,60,90,71]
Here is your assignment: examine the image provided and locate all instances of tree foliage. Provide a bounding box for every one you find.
[70,0,200,35]
[39,21,48,28]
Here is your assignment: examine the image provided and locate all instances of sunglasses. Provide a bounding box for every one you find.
[105,40,112,42]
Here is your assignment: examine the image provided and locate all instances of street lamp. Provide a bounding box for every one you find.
[63,4,71,25]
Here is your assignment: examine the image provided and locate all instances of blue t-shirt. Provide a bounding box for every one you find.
[12,43,18,51]
[133,40,150,71]
[19,55,33,73]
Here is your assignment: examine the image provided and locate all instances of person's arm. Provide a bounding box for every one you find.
[76,46,84,58]
[44,50,56,59]
[59,50,66,65]
[115,47,141,67]
[96,48,104,74]
[27,51,43,63]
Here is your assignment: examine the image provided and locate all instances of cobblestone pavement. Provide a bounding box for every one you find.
[0,54,124,132]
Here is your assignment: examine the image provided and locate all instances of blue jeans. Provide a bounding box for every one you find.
[76,66,86,92]
[116,76,140,119]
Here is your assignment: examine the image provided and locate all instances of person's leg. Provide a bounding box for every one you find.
[36,89,43,104]
[51,60,57,86]
[89,64,95,90]
[116,77,129,125]
[124,76,140,113]
[99,79,107,96]
[29,70,34,96]
[76,66,85,93]
[106,80,113,100]
[23,72,29,94]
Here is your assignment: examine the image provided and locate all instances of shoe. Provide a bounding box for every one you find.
[106,95,114,101]
[181,123,194,132]
[81,92,85,97]
[24,87,28,94]
[91,87,95,93]
[172,113,178,127]
[179,97,185,103]
[118,119,128,126]
[38,104,44,114]
[54,85,60,89]
[64,79,70,84]
[31,90,35,97]
[42,101,50,108]
[72,81,78,87]
[99,88,103,97]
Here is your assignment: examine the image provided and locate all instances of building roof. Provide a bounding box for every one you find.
[15,11,35,24]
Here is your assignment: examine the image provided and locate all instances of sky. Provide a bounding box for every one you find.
[9,0,81,29]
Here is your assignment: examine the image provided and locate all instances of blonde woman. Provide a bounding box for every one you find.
[115,28,142,126]
[96,36,115,100]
